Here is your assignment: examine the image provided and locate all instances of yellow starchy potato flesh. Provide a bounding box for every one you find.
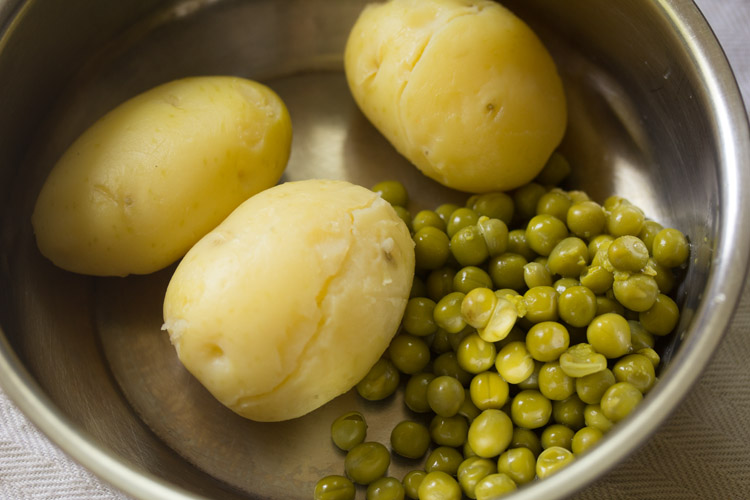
[162,179,415,422]
[345,0,567,193]
[31,76,292,276]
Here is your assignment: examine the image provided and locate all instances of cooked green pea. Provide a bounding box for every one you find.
[526,321,569,362]
[391,421,431,459]
[404,372,435,413]
[559,343,607,378]
[414,227,450,270]
[402,297,438,337]
[595,296,626,316]
[410,276,427,299]
[357,358,400,401]
[536,446,575,479]
[583,404,613,433]
[510,427,542,457]
[331,411,368,451]
[430,414,469,448]
[572,426,603,455]
[426,267,456,302]
[447,208,480,239]
[567,200,606,239]
[427,375,466,417]
[613,354,656,393]
[586,313,631,358]
[557,286,597,328]
[514,182,547,222]
[606,203,644,237]
[436,203,462,224]
[548,237,589,278]
[453,266,493,295]
[638,220,664,254]
[523,261,553,288]
[552,394,586,430]
[451,225,490,267]
[470,192,515,224]
[495,341,535,384]
[477,216,509,257]
[372,180,408,207]
[497,447,536,485]
[608,235,649,273]
[536,190,572,222]
[488,253,528,290]
[457,457,497,499]
[458,389,482,422]
[639,293,680,335]
[467,409,514,458]
[393,206,413,232]
[470,372,509,410]
[345,442,390,485]
[402,470,426,500]
[474,473,517,499]
[425,447,464,476]
[507,229,538,261]
[536,152,571,185]
[433,351,473,386]
[612,273,659,312]
[538,362,575,401]
[434,292,467,334]
[541,424,575,451]
[526,214,569,257]
[637,347,661,369]
[417,471,461,500]
[366,477,405,500]
[389,334,430,375]
[511,390,552,429]
[552,277,581,295]
[651,260,675,294]
[600,382,643,422]
[314,475,356,500]
[447,326,471,352]
[652,228,689,268]
[413,209,446,233]
[523,286,559,324]
[579,265,614,295]
[456,333,497,374]
[588,234,614,257]
[430,328,453,355]
[576,368,616,405]
[461,287,497,329]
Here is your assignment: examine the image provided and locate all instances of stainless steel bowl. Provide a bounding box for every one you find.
[1,0,749,499]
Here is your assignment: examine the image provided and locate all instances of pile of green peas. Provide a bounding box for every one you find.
[314,154,690,500]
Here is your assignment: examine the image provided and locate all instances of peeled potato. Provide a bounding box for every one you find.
[162,179,415,422]
[32,76,292,276]
[344,0,567,193]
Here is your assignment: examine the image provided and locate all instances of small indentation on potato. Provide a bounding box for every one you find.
[204,342,224,359]
[163,94,181,108]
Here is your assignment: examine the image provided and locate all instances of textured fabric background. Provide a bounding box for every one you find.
[1,0,749,499]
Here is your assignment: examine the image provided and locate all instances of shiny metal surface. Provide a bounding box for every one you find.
[1,0,749,499]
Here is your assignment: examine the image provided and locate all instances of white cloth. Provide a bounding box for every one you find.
[1,0,749,499]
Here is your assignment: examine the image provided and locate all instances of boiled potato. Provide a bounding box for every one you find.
[345,0,567,193]
[32,76,292,276]
[162,179,415,422]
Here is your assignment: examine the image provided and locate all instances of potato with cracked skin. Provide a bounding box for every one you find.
[32,76,292,277]
[162,179,415,422]
[344,0,567,193]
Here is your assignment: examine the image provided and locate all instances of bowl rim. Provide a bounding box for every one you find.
[2,0,750,499]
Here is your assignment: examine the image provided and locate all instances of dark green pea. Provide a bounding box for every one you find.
[402,297,438,336]
[567,200,606,239]
[372,180,408,207]
[451,225,489,267]
[314,475,356,500]
[507,228,538,261]
[538,362,575,401]
[523,262,553,288]
[433,351,473,386]
[426,267,456,302]
[470,371,509,410]
[600,382,643,422]
[458,388,482,422]
[366,477,405,500]
[453,266,493,294]
[586,313,631,358]
[612,273,659,312]
[446,207,480,238]
[514,182,547,222]
[639,293,680,335]
[652,228,689,268]
[435,203,462,224]
[474,473,517,499]
[511,390,552,429]
[331,411,368,451]
[427,375,466,417]
[424,447,464,476]
[413,209,446,233]
[402,470,426,500]
[558,285,597,328]
[510,427,542,457]
[391,421,431,459]
[389,334,430,374]
[536,190,572,222]
[430,328,453,355]
[467,409,514,458]
[651,260,675,294]
[477,216,509,257]
[536,446,574,479]
[414,227,450,270]
[470,192,514,224]
[488,253,528,290]
[579,265,614,295]
[517,359,543,391]
[572,426,603,455]
[547,237,589,278]
[393,206,412,232]
[410,275,428,299]
[404,372,436,413]
[434,292,467,334]
[526,321,569,362]
[552,394,586,430]
[523,286,559,323]
[345,442,391,485]
[526,214,568,257]
[606,203,645,236]
[456,333,496,374]
[357,358,400,401]
[613,354,656,393]
[576,368,616,405]
[497,447,536,485]
[541,424,575,451]
[638,220,664,254]
[535,151,571,186]
[430,414,469,447]
[607,235,649,272]
[457,457,497,499]
[447,326,472,352]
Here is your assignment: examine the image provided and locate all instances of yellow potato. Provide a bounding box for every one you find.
[162,179,415,422]
[32,76,292,276]
[345,0,567,193]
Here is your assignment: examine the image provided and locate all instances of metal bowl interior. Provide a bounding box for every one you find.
[1,0,749,499]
